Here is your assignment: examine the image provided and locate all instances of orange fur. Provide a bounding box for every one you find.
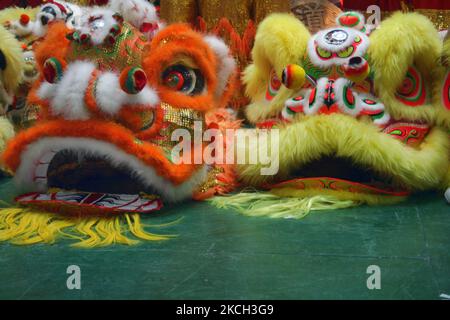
[5,21,238,200]
[3,120,203,185]
[33,22,70,74]
[144,24,218,111]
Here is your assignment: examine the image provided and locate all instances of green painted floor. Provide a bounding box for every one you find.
[0,177,449,300]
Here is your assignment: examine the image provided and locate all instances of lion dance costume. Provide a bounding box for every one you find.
[0,24,22,161]
[212,11,450,218]
[0,6,237,247]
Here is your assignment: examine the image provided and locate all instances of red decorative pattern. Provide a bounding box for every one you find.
[383,122,430,147]
[266,177,409,197]
[442,70,450,111]
[16,191,163,216]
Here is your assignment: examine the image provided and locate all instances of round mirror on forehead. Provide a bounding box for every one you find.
[324,29,348,46]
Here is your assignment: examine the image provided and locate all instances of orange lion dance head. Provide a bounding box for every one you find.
[1,7,237,223]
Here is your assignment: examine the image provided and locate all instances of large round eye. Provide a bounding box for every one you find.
[42,6,57,16]
[266,68,281,101]
[337,46,354,58]
[395,66,426,107]
[162,65,205,95]
[316,47,332,59]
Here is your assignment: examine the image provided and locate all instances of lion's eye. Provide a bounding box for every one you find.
[337,46,354,58]
[42,6,57,17]
[162,65,205,95]
[316,47,332,59]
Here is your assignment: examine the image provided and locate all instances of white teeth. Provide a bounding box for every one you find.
[34,179,48,192]
[119,204,140,211]
[18,194,37,202]
[35,163,49,178]
[32,149,58,190]
[39,150,58,163]
[141,201,160,211]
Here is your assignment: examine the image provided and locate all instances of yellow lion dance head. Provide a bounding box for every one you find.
[0,24,22,158]
[213,12,450,218]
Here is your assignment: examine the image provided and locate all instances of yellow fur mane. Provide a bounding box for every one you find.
[243,13,310,124]
[0,24,24,93]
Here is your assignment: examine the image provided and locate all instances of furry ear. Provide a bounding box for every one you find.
[368,12,441,123]
[0,25,24,93]
[243,13,310,124]
[0,50,6,70]
[203,35,236,108]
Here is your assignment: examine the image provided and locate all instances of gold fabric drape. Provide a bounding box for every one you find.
[160,0,290,35]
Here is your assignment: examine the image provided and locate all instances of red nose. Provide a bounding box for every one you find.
[339,15,359,27]
[20,14,30,26]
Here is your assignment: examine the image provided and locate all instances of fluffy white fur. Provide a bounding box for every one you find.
[37,61,94,120]
[445,188,450,203]
[15,137,208,202]
[203,35,236,100]
[77,8,118,46]
[333,77,361,116]
[303,77,327,115]
[38,61,160,119]
[9,19,34,38]
[109,0,163,38]
[95,71,159,115]
[33,1,75,37]
[65,2,84,30]
[357,92,390,126]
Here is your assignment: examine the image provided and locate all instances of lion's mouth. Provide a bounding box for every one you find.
[269,156,409,196]
[291,156,394,186]
[47,150,161,196]
[16,147,165,215]
[13,136,207,214]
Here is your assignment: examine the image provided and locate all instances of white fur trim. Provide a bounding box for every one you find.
[445,188,450,204]
[65,2,84,29]
[31,21,49,38]
[14,137,207,202]
[303,78,327,115]
[10,20,35,38]
[38,61,94,120]
[203,35,236,100]
[357,92,390,126]
[109,0,159,30]
[95,72,159,115]
[333,77,361,117]
[33,2,68,37]
[36,82,56,101]
[77,8,118,46]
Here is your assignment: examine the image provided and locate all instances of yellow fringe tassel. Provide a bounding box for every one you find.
[209,192,359,219]
[0,208,173,248]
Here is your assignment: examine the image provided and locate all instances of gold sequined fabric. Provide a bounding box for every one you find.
[415,9,449,31]
[148,102,205,150]
[160,0,290,36]
[197,166,225,194]
[66,23,147,71]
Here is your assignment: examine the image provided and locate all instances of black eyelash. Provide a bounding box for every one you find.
[0,50,6,70]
